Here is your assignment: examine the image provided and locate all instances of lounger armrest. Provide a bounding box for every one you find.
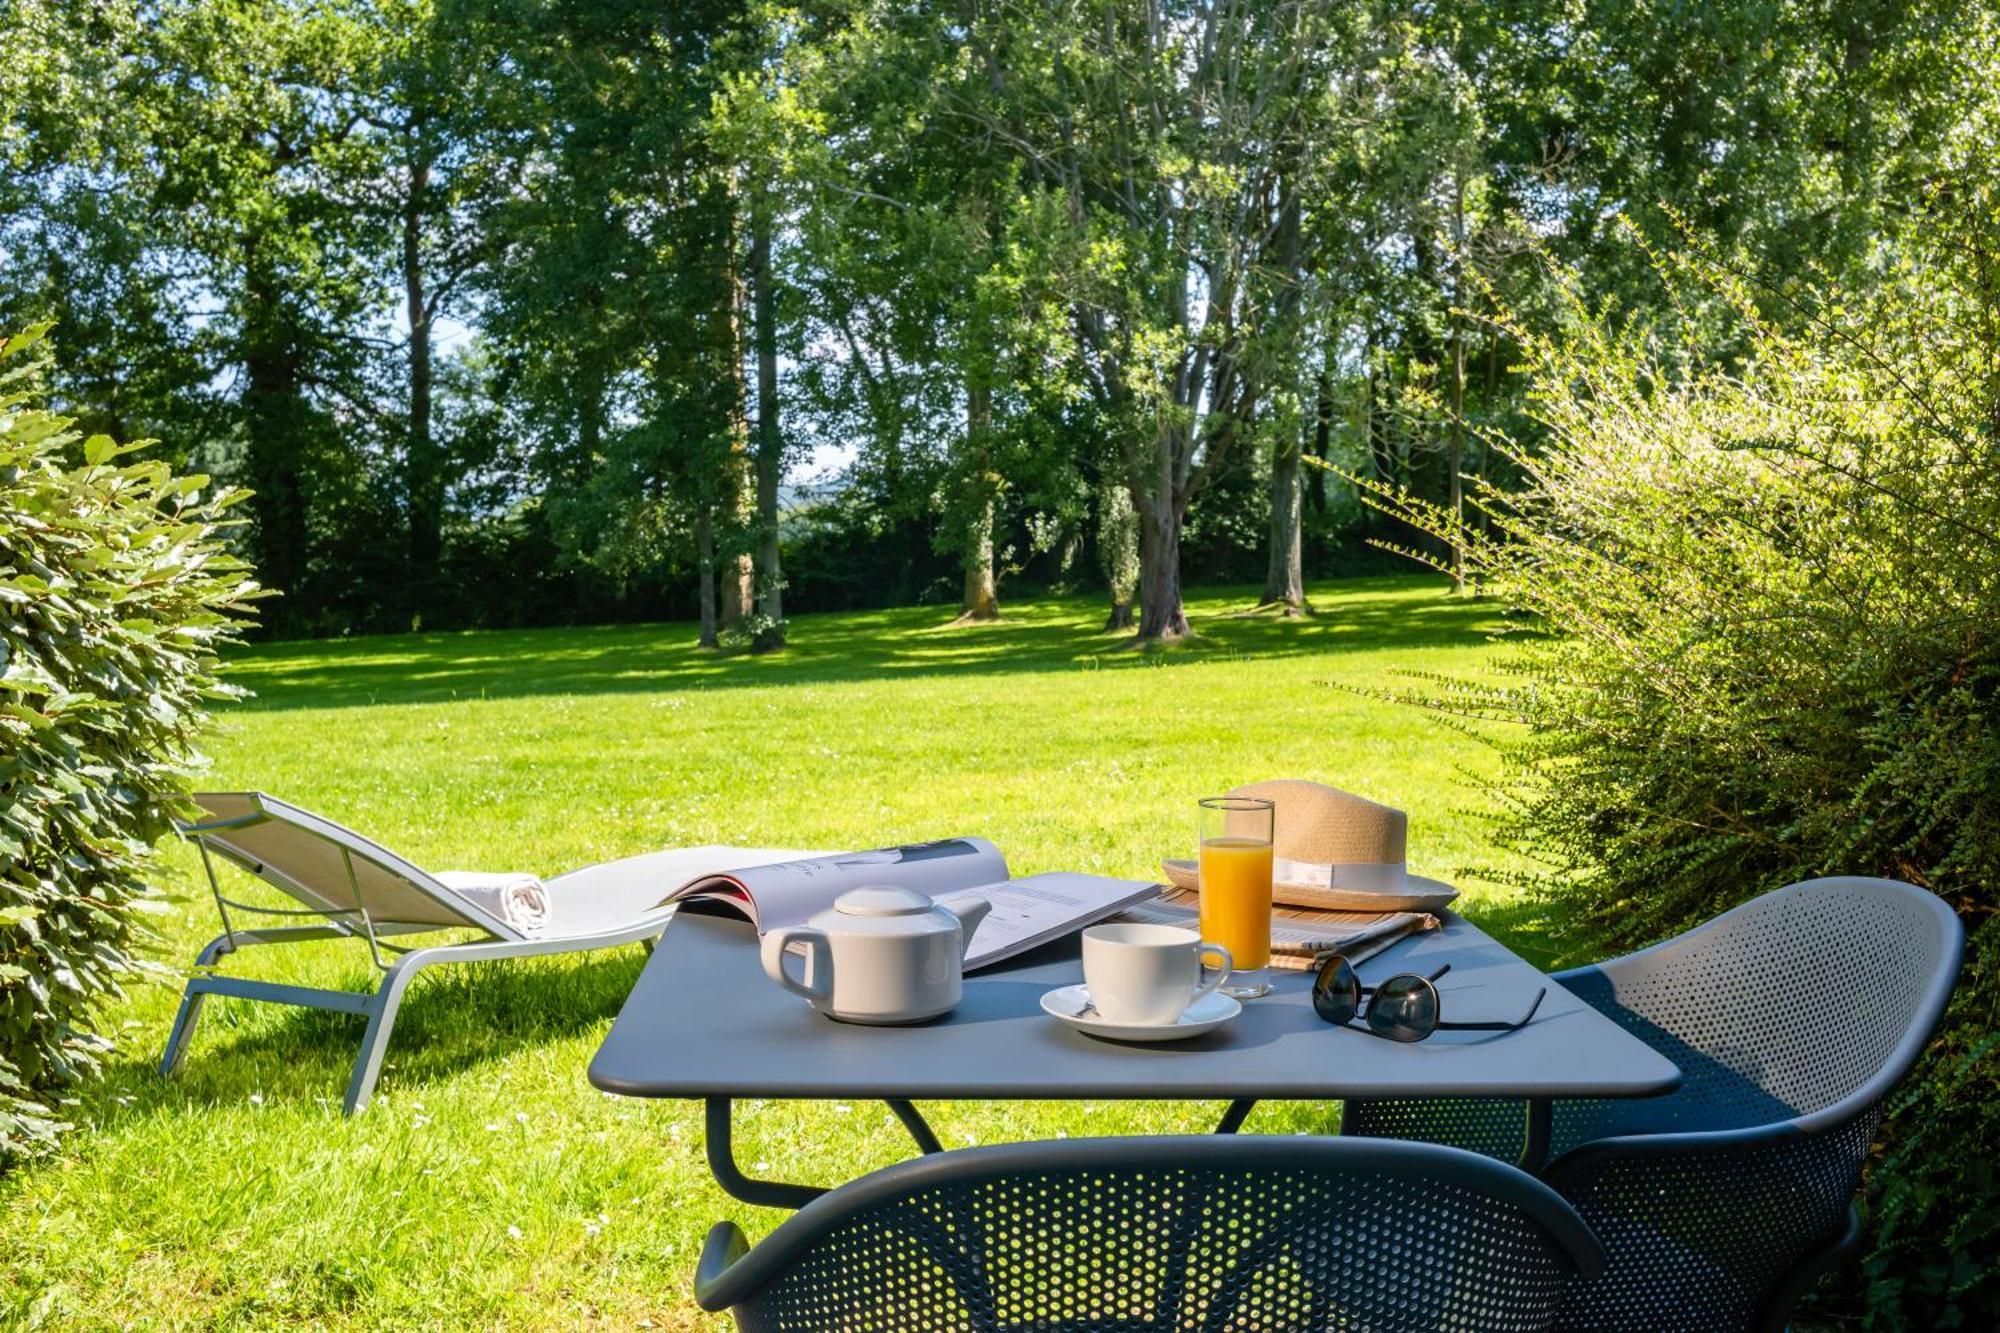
[693,1221,752,1311]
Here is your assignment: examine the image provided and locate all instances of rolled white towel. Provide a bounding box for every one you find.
[436,871,550,937]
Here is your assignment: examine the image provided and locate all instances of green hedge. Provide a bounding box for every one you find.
[0,326,254,1163]
[1352,222,1999,1324]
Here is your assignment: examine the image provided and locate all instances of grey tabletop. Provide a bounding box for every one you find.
[590,908,1681,1104]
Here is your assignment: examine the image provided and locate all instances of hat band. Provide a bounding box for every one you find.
[1273,858,1411,893]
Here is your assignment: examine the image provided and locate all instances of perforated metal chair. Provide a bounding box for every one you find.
[694,1135,1604,1332]
[1343,877,1964,1331]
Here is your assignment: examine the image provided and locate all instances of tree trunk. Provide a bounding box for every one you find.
[750,208,785,650]
[1097,480,1138,630]
[403,147,441,598]
[240,241,308,621]
[1447,174,1468,595]
[960,497,999,620]
[720,203,755,629]
[956,377,1000,621]
[695,508,719,649]
[721,550,754,625]
[1259,165,1307,615]
[1259,428,1307,613]
[1479,329,1498,536]
[1304,353,1332,517]
[1134,490,1189,641]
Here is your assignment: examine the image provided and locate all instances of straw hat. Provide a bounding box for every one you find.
[1163,779,1459,912]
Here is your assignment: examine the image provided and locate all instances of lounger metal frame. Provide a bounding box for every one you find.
[161,796,674,1114]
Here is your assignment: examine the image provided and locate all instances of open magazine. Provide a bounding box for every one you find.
[656,837,1163,972]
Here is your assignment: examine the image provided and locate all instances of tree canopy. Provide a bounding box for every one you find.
[1,0,1987,644]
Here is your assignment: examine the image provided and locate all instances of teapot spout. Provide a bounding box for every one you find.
[946,894,993,959]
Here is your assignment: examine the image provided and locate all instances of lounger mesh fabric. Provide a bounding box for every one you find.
[697,1137,1599,1332]
[1342,877,1963,1331]
[191,791,489,929]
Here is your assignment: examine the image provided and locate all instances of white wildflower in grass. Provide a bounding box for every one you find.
[514,1111,528,1124]
[248,1093,264,1107]
[485,1123,502,1132]
[507,1225,523,1241]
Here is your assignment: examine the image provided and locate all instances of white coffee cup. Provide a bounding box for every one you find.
[1081,923,1234,1025]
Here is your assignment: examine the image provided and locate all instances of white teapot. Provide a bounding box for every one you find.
[760,886,993,1024]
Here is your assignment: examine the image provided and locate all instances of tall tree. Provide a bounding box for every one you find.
[352,0,498,604]
[965,0,1377,640]
[143,1,384,632]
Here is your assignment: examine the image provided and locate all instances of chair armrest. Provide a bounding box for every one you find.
[1546,1116,1808,1179]
[692,1221,752,1312]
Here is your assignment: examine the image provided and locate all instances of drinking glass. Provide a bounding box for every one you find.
[1198,795,1275,998]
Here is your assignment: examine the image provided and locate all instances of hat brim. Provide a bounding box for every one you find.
[1160,858,1460,913]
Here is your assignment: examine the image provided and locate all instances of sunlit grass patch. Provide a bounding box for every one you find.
[1,576,1528,1329]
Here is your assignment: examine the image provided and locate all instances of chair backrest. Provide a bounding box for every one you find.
[698,1135,1603,1333]
[1554,876,1962,1147]
[1533,878,1963,1330]
[183,792,517,938]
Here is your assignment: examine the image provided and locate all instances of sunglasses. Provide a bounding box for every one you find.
[1311,954,1547,1043]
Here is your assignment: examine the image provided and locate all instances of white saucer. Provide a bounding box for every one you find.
[1040,985,1242,1043]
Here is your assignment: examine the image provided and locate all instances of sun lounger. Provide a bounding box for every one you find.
[161,791,815,1113]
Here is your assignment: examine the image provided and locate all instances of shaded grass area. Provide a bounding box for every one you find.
[1,577,1554,1329]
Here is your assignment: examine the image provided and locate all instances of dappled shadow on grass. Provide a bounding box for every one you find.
[114,948,648,1119]
[224,577,1499,713]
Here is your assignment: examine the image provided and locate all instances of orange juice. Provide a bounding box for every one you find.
[1198,836,1273,970]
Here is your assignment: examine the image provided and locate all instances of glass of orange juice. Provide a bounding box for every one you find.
[1198,795,1275,998]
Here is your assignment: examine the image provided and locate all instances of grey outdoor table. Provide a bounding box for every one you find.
[590,908,1681,1208]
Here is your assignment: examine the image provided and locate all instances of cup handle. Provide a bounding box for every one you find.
[761,927,833,1005]
[1193,942,1234,1002]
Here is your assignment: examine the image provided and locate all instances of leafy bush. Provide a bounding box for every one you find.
[0,326,254,1163]
[1353,217,1999,1324]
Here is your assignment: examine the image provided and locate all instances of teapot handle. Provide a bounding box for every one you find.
[761,927,833,1005]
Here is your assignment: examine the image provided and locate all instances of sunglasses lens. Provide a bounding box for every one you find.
[1311,956,1360,1024]
[1366,975,1439,1042]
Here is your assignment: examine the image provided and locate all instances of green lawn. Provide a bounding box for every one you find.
[2,576,1550,1330]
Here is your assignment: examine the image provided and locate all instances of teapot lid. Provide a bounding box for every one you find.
[835,885,937,917]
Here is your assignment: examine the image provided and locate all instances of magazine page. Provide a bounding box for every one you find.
[955,873,1164,972]
[666,837,1010,930]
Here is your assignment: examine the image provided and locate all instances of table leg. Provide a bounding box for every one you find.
[885,1098,943,1154]
[1214,1099,1257,1134]
[703,1097,828,1209]
[1519,1098,1553,1174]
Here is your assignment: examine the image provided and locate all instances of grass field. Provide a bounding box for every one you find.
[1,576,1552,1329]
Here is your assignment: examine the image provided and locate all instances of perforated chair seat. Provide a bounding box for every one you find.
[1343,877,1964,1331]
[695,1135,1604,1332]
